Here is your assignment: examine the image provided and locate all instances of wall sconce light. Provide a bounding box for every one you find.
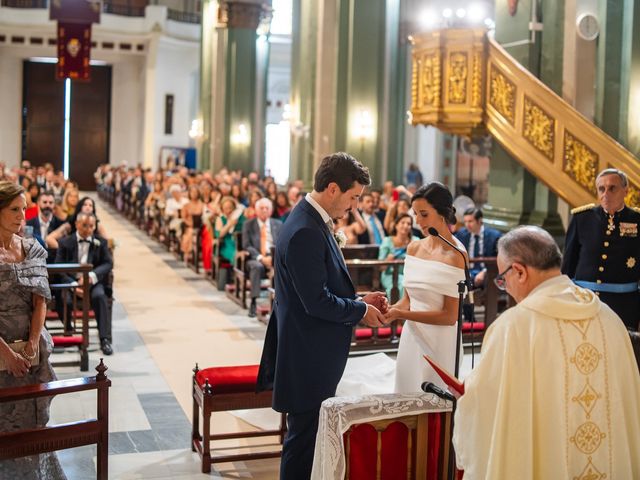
[282,103,292,122]
[188,119,203,139]
[354,109,375,144]
[231,123,250,146]
[290,122,310,139]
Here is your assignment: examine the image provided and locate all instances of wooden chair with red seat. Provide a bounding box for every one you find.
[191,363,287,473]
[46,263,92,371]
[312,392,460,479]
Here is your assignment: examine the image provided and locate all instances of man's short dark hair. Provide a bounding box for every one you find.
[40,190,55,199]
[313,152,371,192]
[464,207,483,220]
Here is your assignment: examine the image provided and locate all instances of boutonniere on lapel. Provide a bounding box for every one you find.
[92,238,101,248]
[334,230,347,248]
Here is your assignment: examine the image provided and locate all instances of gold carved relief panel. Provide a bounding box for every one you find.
[625,183,640,208]
[419,51,440,108]
[523,96,555,160]
[489,64,516,125]
[448,51,468,104]
[564,131,598,195]
[471,49,483,108]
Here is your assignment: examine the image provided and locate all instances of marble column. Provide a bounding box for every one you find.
[199,0,271,173]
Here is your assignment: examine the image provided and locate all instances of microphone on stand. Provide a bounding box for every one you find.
[427,227,473,303]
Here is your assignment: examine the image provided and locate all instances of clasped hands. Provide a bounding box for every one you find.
[361,292,399,328]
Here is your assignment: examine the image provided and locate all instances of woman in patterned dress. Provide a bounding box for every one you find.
[0,181,66,479]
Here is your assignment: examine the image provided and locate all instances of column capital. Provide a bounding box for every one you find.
[218,1,272,31]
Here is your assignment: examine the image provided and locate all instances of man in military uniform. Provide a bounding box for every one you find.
[562,168,640,330]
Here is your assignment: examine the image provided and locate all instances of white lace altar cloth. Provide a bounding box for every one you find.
[310,392,452,480]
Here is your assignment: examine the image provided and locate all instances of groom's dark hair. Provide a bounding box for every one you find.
[314,152,371,192]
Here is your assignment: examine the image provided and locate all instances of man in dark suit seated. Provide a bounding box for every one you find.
[55,212,114,355]
[26,190,64,262]
[455,208,502,322]
[241,198,283,317]
[455,207,502,287]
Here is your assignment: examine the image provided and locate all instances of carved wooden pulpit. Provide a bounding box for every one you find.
[50,0,100,81]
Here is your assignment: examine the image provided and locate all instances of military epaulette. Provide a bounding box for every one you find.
[571,203,596,215]
[631,206,640,214]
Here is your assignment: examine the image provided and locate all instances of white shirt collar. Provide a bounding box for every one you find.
[305,193,332,225]
[257,217,270,229]
[76,232,92,243]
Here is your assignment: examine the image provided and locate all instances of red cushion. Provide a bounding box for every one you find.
[354,326,403,340]
[46,310,96,320]
[355,328,373,340]
[195,365,260,394]
[52,335,84,347]
[462,322,485,333]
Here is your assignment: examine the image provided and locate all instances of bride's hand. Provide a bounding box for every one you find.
[383,307,402,323]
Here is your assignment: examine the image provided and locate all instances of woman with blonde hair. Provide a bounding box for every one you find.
[0,181,66,478]
[60,188,79,220]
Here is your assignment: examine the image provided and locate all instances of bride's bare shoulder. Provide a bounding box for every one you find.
[407,239,422,256]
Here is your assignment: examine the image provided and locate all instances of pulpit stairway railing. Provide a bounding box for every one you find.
[410,28,640,209]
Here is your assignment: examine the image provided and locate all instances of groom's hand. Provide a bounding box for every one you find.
[361,292,389,314]
[361,305,385,328]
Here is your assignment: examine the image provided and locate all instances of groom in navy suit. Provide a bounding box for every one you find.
[257,153,388,479]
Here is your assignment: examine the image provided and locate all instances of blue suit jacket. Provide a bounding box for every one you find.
[257,199,366,413]
[454,226,502,277]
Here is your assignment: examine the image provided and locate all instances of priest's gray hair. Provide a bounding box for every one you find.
[497,226,562,271]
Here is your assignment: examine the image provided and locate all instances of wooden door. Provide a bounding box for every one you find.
[69,65,112,190]
[22,61,64,171]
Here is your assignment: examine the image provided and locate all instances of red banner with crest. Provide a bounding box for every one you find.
[56,22,92,81]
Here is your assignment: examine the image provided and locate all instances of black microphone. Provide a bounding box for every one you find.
[421,381,455,402]
[427,227,473,302]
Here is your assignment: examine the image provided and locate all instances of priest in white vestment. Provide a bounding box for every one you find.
[453,226,640,479]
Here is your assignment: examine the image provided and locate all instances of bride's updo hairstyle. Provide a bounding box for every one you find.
[411,182,457,225]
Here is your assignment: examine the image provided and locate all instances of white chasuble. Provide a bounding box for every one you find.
[453,275,640,479]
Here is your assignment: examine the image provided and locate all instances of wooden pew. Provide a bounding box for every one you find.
[47,264,92,372]
[344,258,404,354]
[342,245,379,291]
[0,360,111,480]
[463,257,508,346]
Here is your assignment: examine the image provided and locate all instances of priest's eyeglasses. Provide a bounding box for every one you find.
[493,265,513,291]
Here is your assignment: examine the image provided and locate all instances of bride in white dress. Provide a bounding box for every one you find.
[384,182,467,393]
